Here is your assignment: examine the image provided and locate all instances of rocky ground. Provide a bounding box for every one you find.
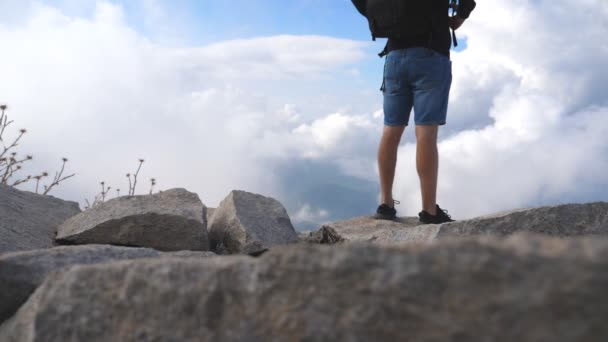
[1,184,607,341]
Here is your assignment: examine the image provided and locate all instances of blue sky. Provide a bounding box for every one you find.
[126,1,370,43]
[1,0,607,230]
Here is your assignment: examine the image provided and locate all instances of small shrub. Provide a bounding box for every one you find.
[84,159,158,210]
[0,104,75,194]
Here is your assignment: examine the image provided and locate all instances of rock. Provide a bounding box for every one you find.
[0,184,80,255]
[320,202,608,245]
[208,190,298,254]
[2,234,608,342]
[56,188,209,251]
[162,250,216,259]
[321,216,421,243]
[303,225,345,244]
[434,201,608,238]
[0,244,214,323]
[206,207,215,223]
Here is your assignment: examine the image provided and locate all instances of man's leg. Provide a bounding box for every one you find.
[378,125,406,206]
[415,125,439,215]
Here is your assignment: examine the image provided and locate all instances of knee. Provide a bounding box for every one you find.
[415,126,438,143]
[382,125,405,142]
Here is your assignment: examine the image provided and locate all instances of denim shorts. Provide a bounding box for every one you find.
[381,47,452,126]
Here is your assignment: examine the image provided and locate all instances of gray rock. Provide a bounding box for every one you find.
[0,185,80,255]
[2,234,608,342]
[56,188,209,251]
[434,201,608,238]
[0,244,215,323]
[320,202,608,245]
[206,207,215,223]
[322,215,421,243]
[208,190,298,254]
[162,250,216,259]
[302,225,345,244]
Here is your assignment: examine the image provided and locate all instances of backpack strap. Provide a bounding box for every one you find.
[451,0,459,47]
[378,42,388,58]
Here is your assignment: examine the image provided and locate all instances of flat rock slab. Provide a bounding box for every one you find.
[435,201,608,238]
[0,245,214,323]
[56,188,209,251]
[322,216,421,243]
[209,190,299,254]
[2,234,608,342]
[0,185,80,254]
[321,202,608,245]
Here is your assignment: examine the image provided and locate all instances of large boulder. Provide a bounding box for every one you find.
[208,190,298,254]
[0,185,80,255]
[56,188,209,251]
[319,202,608,245]
[2,234,608,342]
[0,245,214,323]
[435,201,608,237]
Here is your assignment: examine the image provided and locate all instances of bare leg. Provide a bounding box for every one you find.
[415,125,439,215]
[378,125,406,206]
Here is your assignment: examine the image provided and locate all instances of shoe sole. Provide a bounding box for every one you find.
[374,213,397,221]
[418,219,455,225]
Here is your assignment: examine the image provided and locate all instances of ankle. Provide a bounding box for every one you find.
[423,205,437,215]
[382,199,400,208]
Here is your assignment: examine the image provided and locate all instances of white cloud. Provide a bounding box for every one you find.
[184,35,367,80]
[0,1,370,211]
[293,112,375,157]
[292,204,330,227]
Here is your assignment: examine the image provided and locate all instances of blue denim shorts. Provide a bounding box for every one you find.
[381,47,452,126]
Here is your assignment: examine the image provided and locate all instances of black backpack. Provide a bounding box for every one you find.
[352,0,458,57]
[352,0,436,41]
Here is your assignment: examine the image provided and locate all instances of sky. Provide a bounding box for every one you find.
[1,0,607,230]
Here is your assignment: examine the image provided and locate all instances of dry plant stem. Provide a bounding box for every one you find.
[130,159,144,196]
[1,155,33,184]
[100,182,106,201]
[0,156,19,184]
[149,178,156,195]
[127,174,132,196]
[99,182,111,202]
[0,106,74,193]
[0,107,13,142]
[43,159,75,195]
[0,131,25,167]
[0,158,14,184]
[0,155,31,173]
[84,192,104,210]
[94,193,103,205]
[10,175,32,187]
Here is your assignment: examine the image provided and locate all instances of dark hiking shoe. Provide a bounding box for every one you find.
[374,200,400,220]
[419,205,455,224]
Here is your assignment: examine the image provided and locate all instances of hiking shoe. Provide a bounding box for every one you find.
[374,200,399,220]
[419,205,455,224]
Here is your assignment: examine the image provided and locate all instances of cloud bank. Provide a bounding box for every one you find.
[0,1,377,229]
